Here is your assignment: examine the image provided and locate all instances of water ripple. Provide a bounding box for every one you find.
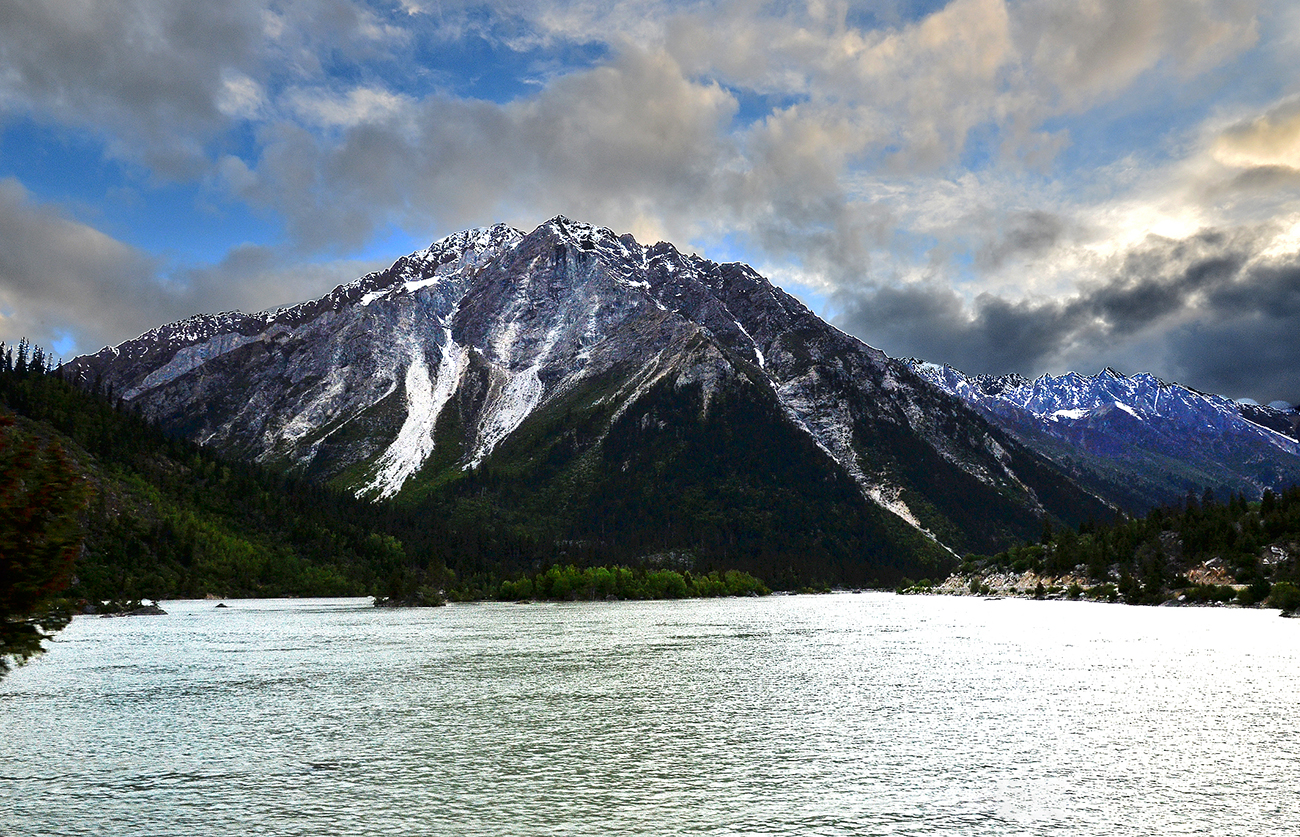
[1,595,1297,836]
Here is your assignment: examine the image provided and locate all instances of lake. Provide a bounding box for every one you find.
[2,594,1297,836]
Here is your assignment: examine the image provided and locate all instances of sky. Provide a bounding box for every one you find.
[1,0,1297,404]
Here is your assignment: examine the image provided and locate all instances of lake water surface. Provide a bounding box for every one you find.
[2,594,1297,836]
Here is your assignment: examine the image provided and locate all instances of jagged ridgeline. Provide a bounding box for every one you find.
[909,361,1300,513]
[66,217,1113,586]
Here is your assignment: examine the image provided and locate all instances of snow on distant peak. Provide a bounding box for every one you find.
[1113,401,1143,420]
[420,223,523,260]
[909,358,1300,452]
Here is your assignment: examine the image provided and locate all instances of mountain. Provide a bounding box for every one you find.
[908,361,1300,512]
[66,217,1111,585]
[1239,401,1300,442]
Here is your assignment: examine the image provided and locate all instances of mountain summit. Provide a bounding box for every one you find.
[69,217,1110,583]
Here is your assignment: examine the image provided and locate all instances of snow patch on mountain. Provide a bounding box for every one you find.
[601,348,678,425]
[279,366,363,447]
[363,332,470,499]
[775,376,949,543]
[1114,401,1143,420]
[466,322,567,469]
[773,372,925,533]
[467,365,546,469]
[403,276,445,294]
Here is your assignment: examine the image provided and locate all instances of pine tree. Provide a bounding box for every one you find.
[0,414,91,675]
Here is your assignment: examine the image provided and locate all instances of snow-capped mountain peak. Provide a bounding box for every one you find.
[908,360,1300,509]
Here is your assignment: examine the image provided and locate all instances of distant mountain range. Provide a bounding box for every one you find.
[65,217,1300,580]
[908,362,1300,512]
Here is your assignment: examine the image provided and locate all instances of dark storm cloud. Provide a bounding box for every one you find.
[1165,313,1298,404]
[974,210,1067,270]
[1161,257,1300,401]
[835,226,1300,402]
[834,281,1089,373]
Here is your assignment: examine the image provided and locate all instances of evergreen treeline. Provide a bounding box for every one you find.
[0,341,416,603]
[960,486,1300,611]
[375,562,770,606]
[493,564,769,602]
[0,409,89,672]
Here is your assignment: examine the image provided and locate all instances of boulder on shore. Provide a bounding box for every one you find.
[373,590,446,608]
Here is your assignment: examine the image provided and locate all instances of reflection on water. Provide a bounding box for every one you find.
[2,595,1298,836]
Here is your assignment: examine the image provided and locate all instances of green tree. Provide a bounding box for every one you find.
[1237,578,1272,607]
[1267,581,1300,613]
[0,415,91,675]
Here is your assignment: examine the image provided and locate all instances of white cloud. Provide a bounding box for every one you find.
[288,86,414,128]
[217,70,267,119]
[1016,0,1258,108]
[2,0,1297,400]
[1213,98,1300,169]
[235,45,740,251]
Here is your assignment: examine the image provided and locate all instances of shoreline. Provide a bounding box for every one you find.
[904,569,1300,614]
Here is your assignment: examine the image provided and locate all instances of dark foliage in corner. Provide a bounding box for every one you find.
[0,408,90,674]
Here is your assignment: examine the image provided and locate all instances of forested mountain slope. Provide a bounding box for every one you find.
[0,348,414,603]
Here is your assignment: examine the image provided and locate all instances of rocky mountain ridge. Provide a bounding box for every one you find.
[67,216,1114,580]
[908,361,1300,511]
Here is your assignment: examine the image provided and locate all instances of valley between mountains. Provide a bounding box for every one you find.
[65,217,1300,587]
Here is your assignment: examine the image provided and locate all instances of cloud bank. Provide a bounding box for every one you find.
[836,227,1299,400]
[1,0,1297,402]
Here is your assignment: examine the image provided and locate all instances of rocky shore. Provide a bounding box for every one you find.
[905,568,1278,610]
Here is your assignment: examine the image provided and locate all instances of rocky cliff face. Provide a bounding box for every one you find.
[909,361,1300,511]
[68,217,1112,579]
